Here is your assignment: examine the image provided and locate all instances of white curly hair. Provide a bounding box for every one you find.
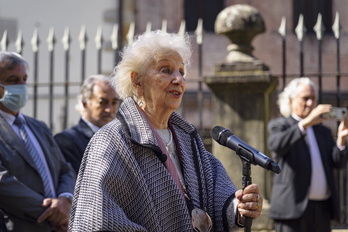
[110,30,192,101]
[278,77,318,117]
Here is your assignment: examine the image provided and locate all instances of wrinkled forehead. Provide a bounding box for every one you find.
[151,49,184,66]
[295,84,316,97]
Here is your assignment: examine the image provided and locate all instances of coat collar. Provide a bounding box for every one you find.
[117,97,196,147]
[76,118,95,139]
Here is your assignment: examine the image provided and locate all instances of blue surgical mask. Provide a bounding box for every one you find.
[0,84,28,112]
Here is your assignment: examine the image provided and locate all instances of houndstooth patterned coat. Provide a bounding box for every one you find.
[69,98,240,232]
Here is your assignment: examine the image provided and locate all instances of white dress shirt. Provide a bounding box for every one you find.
[293,114,330,200]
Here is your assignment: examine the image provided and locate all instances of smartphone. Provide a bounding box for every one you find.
[322,107,348,121]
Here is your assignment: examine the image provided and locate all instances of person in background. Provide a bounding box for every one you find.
[54,75,119,173]
[268,77,348,232]
[0,51,75,232]
[69,30,263,232]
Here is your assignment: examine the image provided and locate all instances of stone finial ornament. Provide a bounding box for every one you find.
[215,4,266,63]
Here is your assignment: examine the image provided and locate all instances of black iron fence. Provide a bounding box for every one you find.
[1,13,348,228]
[275,13,348,228]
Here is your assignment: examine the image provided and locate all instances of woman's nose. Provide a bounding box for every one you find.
[172,70,185,84]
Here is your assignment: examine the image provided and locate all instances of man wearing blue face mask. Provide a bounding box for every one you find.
[0,51,76,232]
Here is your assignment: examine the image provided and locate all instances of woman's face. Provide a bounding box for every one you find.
[137,51,186,115]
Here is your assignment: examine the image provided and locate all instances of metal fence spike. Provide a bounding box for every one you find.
[314,13,325,40]
[110,24,118,50]
[61,27,71,51]
[295,14,306,41]
[332,11,341,39]
[15,30,25,54]
[78,25,88,51]
[278,17,286,37]
[126,22,135,45]
[195,18,203,44]
[31,28,40,52]
[47,28,56,52]
[178,20,186,36]
[145,21,152,33]
[1,30,9,51]
[161,19,167,33]
[95,26,103,50]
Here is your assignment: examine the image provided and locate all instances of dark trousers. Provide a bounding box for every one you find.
[0,209,7,232]
[274,200,331,232]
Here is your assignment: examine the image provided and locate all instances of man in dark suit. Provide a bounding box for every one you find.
[54,75,119,173]
[268,77,348,232]
[0,51,76,232]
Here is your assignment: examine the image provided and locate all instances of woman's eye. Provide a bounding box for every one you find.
[161,67,171,74]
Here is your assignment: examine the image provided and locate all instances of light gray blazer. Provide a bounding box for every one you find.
[0,114,76,232]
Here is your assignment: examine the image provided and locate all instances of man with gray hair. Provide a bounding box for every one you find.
[0,51,75,232]
[268,77,348,232]
[55,75,119,173]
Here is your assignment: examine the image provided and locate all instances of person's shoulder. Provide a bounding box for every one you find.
[24,115,48,128]
[94,119,122,138]
[57,121,82,134]
[268,116,295,130]
[54,126,78,140]
[86,120,125,154]
[54,119,94,141]
[269,116,287,125]
[170,112,196,134]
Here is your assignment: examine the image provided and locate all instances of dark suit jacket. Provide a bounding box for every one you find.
[54,118,95,173]
[0,114,76,232]
[267,116,348,221]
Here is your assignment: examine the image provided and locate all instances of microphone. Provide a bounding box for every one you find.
[211,126,281,174]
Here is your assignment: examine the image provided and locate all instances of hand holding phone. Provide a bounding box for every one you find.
[322,107,348,121]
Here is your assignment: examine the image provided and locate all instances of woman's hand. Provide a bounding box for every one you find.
[235,184,263,220]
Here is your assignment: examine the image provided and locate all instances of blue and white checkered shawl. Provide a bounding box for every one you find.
[68,97,239,232]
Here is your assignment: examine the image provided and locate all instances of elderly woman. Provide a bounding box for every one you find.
[69,30,263,232]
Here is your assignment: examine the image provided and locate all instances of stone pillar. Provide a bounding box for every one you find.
[204,4,278,231]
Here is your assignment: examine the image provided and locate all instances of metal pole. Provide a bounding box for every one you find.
[242,159,252,232]
[318,39,322,104]
[116,0,123,65]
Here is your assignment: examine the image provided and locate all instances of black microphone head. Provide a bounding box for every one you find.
[211,126,233,145]
[270,162,281,174]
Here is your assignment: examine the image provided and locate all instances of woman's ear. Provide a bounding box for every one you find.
[131,72,140,87]
[131,72,143,97]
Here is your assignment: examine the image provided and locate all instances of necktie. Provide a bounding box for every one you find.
[14,117,53,198]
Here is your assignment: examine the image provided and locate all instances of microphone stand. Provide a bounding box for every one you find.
[241,159,252,232]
